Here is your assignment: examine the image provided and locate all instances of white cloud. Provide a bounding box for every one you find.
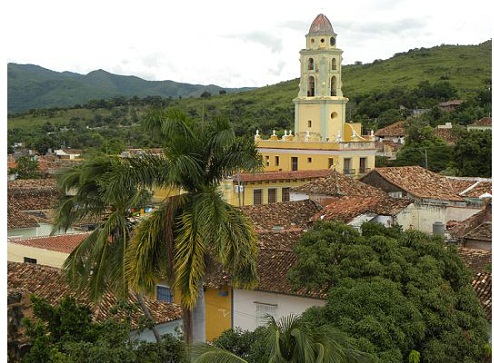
[2,0,491,88]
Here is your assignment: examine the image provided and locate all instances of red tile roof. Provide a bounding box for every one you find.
[313,196,412,223]
[374,121,406,137]
[470,271,491,322]
[292,169,386,198]
[471,116,492,127]
[241,199,321,231]
[8,233,90,253]
[7,262,182,329]
[446,177,492,198]
[366,166,465,202]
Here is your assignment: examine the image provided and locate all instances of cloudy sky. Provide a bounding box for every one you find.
[3,0,492,88]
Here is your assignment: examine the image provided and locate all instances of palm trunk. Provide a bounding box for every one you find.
[192,279,206,343]
[136,293,162,343]
[182,305,193,344]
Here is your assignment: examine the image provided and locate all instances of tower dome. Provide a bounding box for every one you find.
[308,13,335,35]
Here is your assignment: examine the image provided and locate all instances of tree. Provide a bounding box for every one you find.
[125,107,262,344]
[9,155,41,179]
[192,314,370,363]
[452,128,491,177]
[54,107,263,345]
[392,123,453,172]
[52,156,160,341]
[20,295,187,363]
[288,221,490,363]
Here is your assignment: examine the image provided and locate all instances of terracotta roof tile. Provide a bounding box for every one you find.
[470,271,491,322]
[446,177,492,198]
[7,209,40,229]
[449,203,492,239]
[8,178,60,211]
[292,169,386,198]
[8,233,90,253]
[374,121,406,137]
[457,248,492,275]
[313,196,412,223]
[366,166,464,202]
[7,261,182,329]
[241,199,321,231]
[471,117,492,127]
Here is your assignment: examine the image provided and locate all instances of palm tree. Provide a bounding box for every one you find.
[52,156,163,341]
[125,107,262,344]
[191,314,371,363]
[54,107,262,344]
[263,314,370,363]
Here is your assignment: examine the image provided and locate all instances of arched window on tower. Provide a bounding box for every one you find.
[308,58,314,70]
[330,76,337,96]
[332,58,337,70]
[307,76,315,97]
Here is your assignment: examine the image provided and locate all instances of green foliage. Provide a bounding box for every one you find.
[9,155,42,179]
[289,221,490,363]
[20,295,187,363]
[391,122,454,173]
[408,350,420,363]
[452,129,491,177]
[209,316,370,363]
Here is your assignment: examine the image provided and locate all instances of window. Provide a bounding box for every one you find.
[331,76,337,96]
[307,157,312,163]
[343,158,354,175]
[156,285,173,302]
[307,76,315,97]
[253,189,262,205]
[359,157,368,174]
[291,157,298,171]
[328,158,334,169]
[282,187,290,202]
[307,120,312,128]
[255,302,277,327]
[308,58,314,70]
[265,155,270,166]
[275,156,280,167]
[23,257,37,264]
[268,188,277,203]
[332,58,337,70]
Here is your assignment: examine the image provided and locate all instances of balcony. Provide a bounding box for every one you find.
[359,167,371,174]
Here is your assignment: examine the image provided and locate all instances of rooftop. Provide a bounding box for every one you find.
[7,261,182,329]
[364,166,465,202]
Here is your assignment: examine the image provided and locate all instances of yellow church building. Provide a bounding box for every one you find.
[223,13,377,207]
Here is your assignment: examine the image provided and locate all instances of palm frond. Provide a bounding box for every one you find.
[173,207,206,309]
[191,343,248,363]
[127,196,182,295]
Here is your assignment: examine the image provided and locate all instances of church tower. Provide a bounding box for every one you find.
[293,14,348,142]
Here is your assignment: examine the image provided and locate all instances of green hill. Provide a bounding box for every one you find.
[7,64,254,114]
[8,40,491,135]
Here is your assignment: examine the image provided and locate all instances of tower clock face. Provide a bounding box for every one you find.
[330,37,336,46]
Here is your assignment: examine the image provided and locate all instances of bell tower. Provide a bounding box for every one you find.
[293,13,348,142]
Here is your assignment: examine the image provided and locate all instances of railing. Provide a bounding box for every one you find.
[343,168,355,175]
[359,167,371,174]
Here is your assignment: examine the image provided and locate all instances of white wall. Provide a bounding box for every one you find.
[8,243,69,268]
[394,203,480,234]
[233,289,326,332]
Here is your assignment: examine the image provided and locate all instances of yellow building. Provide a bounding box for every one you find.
[255,14,376,177]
